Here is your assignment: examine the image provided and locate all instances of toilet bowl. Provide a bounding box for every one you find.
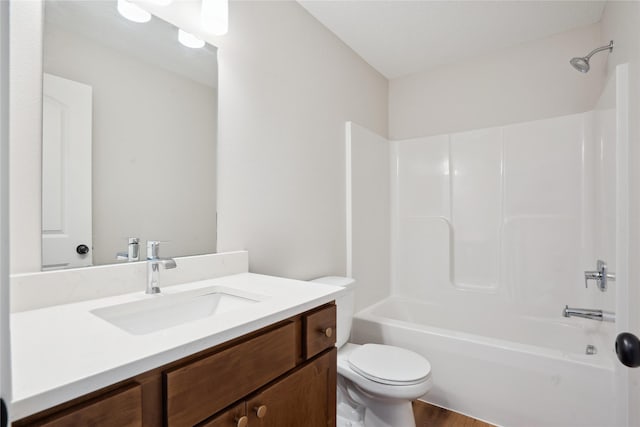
[338,343,432,427]
[311,277,432,427]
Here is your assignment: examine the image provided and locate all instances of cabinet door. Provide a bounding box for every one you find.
[247,349,336,427]
[199,402,247,427]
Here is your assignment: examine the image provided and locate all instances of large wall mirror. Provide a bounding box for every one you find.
[42,0,217,270]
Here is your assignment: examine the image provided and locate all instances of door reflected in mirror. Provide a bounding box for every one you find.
[42,0,217,270]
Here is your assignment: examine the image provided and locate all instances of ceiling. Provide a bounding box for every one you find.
[298,0,607,79]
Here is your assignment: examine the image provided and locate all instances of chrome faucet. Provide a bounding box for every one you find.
[563,305,615,322]
[584,260,615,292]
[116,237,140,262]
[146,241,177,294]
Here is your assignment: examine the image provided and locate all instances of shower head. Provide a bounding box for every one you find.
[570,40,614,73]
[570,56,590,73]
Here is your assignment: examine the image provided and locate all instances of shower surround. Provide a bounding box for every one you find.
[390,111,615,319]
[348,106,621,426]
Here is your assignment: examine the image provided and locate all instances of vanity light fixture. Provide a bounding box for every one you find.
[178,29,205,49]
[117,0,151,23]
[201,0,228,36]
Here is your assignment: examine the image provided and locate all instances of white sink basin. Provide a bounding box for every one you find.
[90,286,265,335]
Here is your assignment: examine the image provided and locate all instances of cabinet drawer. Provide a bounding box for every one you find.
[199,402,246,427]
[26,383,142,427]
[246,348,336,427]
[304,304,336,359]
[165,322,296,427]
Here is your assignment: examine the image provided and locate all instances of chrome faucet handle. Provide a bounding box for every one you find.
[146,240,169,260]
[145,241,176,295]
[146,241,175,267]
[127,237,140,260]
[116,237,140,261]
[585,260,615,292]
[147,240,160,259]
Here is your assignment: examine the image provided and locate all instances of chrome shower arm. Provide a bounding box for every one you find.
[584,41,614,60]
[570,40,614,73]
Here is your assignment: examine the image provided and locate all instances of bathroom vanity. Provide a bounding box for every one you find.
[14,303,336,427]
[9,262,342,427]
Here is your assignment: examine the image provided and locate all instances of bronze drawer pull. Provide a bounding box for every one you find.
[321,327,333,338]
[254,405,268,418]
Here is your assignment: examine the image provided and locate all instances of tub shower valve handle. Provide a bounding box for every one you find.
[584,260,615,292]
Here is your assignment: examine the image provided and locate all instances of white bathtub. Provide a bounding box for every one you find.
[351,297,617,427]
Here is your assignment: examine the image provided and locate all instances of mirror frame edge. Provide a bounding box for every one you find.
[1,0,13,419]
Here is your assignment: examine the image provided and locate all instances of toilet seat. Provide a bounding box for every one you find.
[348,344,431,386]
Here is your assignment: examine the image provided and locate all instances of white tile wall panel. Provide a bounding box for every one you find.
[450,127,502,290]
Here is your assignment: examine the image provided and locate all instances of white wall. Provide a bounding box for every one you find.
[44,24,217,265]
[389,23,605,139]
[1,0,12,413]
[347,123,390,311]
[599,2,640,425]
[9,0,388,282]
[9,1,42,274]
[215,1,388,279]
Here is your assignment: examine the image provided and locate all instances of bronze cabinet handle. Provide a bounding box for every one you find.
[254,405,268,418]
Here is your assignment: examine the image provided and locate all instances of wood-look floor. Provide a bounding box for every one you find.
[413,401,495,427]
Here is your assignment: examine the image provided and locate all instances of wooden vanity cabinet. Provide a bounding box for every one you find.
[198,348,336,427]
[14,303,337,427]
[18,384,143,427]
[198,403,247,427]
[246,349,336,427]
[165,322,297,426]
[304,304,337,359]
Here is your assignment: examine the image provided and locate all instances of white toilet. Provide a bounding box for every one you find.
[311,277,432,427]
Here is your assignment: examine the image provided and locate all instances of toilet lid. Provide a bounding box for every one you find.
[348,344,431,386]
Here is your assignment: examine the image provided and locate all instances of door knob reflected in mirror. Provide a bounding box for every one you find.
[76,244,90,255]
[615,332,640,368]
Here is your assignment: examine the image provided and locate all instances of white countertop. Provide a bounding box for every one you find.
[10,272,344,421]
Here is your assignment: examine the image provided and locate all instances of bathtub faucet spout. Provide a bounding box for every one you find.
[563,305,615,322]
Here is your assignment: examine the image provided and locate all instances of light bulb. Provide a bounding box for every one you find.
[117,0,151,23]
[201,0,228,36]
[178,29,205,49]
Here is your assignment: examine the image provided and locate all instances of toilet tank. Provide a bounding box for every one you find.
[310,276,356,349]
